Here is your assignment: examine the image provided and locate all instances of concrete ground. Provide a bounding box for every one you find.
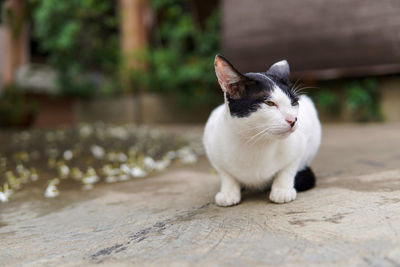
[1,123,400,266]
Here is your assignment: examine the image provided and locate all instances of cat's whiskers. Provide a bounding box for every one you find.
[237,125,262,137]
[292,82,317,95]
[237,123,271,136]
[292,79,301,93]
[292,81,303,93]
[254,125,289,145]
[248,129,274,146]
[261,125,288,141]
[245,124,285,146]
[243,126,271,144]
[294,86,318,95]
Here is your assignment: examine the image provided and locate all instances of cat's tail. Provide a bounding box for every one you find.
[294,167,316,192]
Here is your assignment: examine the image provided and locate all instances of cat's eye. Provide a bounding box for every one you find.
[292,100,299,106]
[265,100,276,107]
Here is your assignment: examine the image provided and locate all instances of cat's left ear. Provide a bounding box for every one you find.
[215,54,247,99]
[267,60,290,80]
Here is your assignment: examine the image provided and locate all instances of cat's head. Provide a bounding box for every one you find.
[214,54,299,139]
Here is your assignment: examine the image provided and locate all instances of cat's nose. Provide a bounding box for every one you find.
[286,117,297,127]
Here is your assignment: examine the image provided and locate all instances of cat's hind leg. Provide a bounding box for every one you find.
[294,166,316,192]
[215,171,241,207]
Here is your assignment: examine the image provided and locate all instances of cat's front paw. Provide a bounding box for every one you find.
[215,191,241,207]
[269,187,297,204]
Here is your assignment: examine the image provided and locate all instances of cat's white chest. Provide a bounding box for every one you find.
[214,132,303,188]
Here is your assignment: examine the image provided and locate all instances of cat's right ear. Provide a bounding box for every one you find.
[214,55,247,99]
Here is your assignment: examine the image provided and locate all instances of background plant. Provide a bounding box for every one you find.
[344,78,382,121]
[130,0,220,106]
[0,84,38,127]
[30,0,120,98]
[313,77,382,122]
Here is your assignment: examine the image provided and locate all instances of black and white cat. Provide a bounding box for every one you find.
[203,55,321,206]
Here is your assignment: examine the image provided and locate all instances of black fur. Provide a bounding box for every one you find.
[294,167,316,192]
[227,95,265,118]
[227,72,299,118]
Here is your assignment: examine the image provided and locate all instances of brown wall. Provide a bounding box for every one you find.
[222,0,400,79]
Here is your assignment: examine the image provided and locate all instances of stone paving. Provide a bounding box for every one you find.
[1,123,400,266]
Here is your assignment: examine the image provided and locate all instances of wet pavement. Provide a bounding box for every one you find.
[1,123,400,266]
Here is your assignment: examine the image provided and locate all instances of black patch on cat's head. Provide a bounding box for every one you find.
[226,73,273,117]
[227,72,298,118]
[215,55,298,118]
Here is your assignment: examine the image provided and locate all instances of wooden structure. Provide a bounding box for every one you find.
[222,0,400,79]
[120,0,149,89]
[120,0,149,70]
[1,0,29,88]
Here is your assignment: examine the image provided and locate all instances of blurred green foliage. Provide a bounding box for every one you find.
[344,78,382,121]
[0,85,37,127]
[130,0,220,105]
[29,0,220,104]
[314,88,341,114]
[314,78,382,122]
[30,0,120,98]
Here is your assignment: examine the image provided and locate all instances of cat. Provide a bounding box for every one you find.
[203,55,321,206]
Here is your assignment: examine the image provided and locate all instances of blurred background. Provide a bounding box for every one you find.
[2,1,400,261]
[1,0,399,128]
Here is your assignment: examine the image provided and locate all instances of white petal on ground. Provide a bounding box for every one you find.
[120,164,131,174]
[82,167,99,184]
[144,157,156,170]
[83,175,99,184]
[0,192,8,202]
[131,167,147,178]
[30,173,39,181]
[118,153,128,162]
[91,145,105,159]
[177,147,198,164]
[63,150,73,160]
[101,164,113,176]
[153,159,171,171]
[58,165,70,179]
[79,125,93,138]
[165,151,177,160]
[44,185,59,198]
[44,179,60,198]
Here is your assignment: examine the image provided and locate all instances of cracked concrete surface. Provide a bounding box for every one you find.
[1,123,400,266]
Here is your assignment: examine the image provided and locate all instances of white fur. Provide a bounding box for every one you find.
[203,83,321,206]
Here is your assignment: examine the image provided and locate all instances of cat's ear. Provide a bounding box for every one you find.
[267,60,290,80]
[215,54,247,99]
